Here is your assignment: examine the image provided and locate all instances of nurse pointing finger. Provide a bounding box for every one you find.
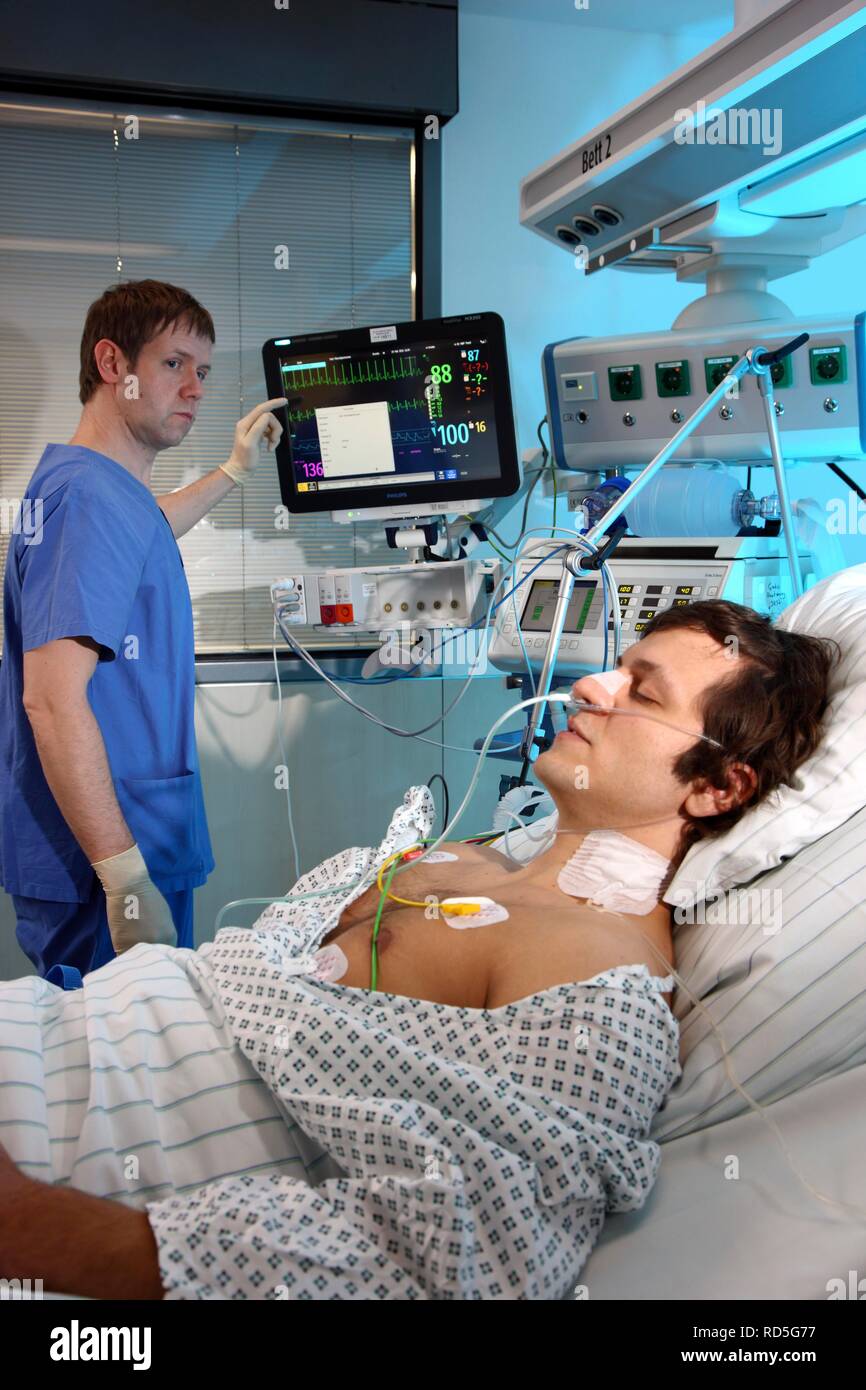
[0,279,287,983]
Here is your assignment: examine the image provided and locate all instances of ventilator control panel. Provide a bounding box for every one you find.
[488,537,812,676]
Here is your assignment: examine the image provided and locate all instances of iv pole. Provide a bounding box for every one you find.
[516,332,809,781]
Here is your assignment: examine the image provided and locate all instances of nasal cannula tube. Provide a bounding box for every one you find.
[558,699,726,750]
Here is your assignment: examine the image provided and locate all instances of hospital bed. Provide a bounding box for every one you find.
[584,1059,866,1300]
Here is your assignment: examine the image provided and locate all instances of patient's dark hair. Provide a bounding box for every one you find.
[643,599,838,858]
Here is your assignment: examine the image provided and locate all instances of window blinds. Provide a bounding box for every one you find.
[0,98,415,656]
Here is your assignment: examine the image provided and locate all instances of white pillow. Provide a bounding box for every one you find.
[665,562,866,907]
[651,803,866,1140]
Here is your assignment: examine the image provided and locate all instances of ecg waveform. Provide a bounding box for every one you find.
[286,397,426,424]
[281,356,421,388]
[291,423,433,453]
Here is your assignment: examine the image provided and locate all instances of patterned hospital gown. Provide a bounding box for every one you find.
[147,786,682,1300]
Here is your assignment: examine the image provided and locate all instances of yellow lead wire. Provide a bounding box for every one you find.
[375,845,481,914]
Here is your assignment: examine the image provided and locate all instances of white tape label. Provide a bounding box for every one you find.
[440,896,510,929]
[313,943,349,982]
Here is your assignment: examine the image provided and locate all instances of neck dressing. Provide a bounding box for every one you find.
[556,829,671,916]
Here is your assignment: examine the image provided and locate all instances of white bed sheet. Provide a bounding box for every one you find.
[42,1053,865,1302]
[577,1060,866,1300]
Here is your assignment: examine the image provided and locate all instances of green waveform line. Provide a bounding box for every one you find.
[286,396,425,423]
[281,355,422,387]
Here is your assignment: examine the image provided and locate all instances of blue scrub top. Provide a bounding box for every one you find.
[0,444,214,903]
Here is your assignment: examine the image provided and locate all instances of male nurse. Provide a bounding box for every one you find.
[0,278,287,982]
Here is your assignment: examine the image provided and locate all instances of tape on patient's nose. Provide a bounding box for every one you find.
[439,897,509,929]
[587,669,629,696]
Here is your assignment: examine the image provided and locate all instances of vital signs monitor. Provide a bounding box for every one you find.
[262,312,520,516]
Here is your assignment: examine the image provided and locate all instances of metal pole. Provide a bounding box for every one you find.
[580,353,755,557]
[753,357,803,598]
[517,557,579,766]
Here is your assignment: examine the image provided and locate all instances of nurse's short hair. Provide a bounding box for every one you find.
[643,598,838,857]
[79,279,215,404]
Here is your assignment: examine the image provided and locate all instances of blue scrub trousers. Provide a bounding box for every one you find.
[12,877,194,987]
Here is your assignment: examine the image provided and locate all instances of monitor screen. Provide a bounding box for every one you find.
[262,312,520,514]
[519,578,603,634]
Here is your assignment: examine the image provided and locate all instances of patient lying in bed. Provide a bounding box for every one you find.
[0,600,834,1300]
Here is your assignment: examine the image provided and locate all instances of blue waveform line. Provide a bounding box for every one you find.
[392,429,433,444]
[292,429,432,452]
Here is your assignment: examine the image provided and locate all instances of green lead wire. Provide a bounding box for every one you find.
[370,855,401,992]
[368,831,503,991]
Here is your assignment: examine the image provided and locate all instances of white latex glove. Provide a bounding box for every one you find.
[219,397,288,486]
[91,844,177,954]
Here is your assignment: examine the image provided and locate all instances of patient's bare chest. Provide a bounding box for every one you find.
[319,846,672,1009]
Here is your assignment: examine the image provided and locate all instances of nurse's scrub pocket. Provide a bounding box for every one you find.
[115,771,203,878]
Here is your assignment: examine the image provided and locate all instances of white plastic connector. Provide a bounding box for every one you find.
[270,577,296,603]
[271,576,307,624]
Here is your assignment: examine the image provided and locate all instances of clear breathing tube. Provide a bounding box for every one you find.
[555,698,726,750]
[391,694,866,1223]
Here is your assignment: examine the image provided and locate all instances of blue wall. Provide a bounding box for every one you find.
[441,5,866,569]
